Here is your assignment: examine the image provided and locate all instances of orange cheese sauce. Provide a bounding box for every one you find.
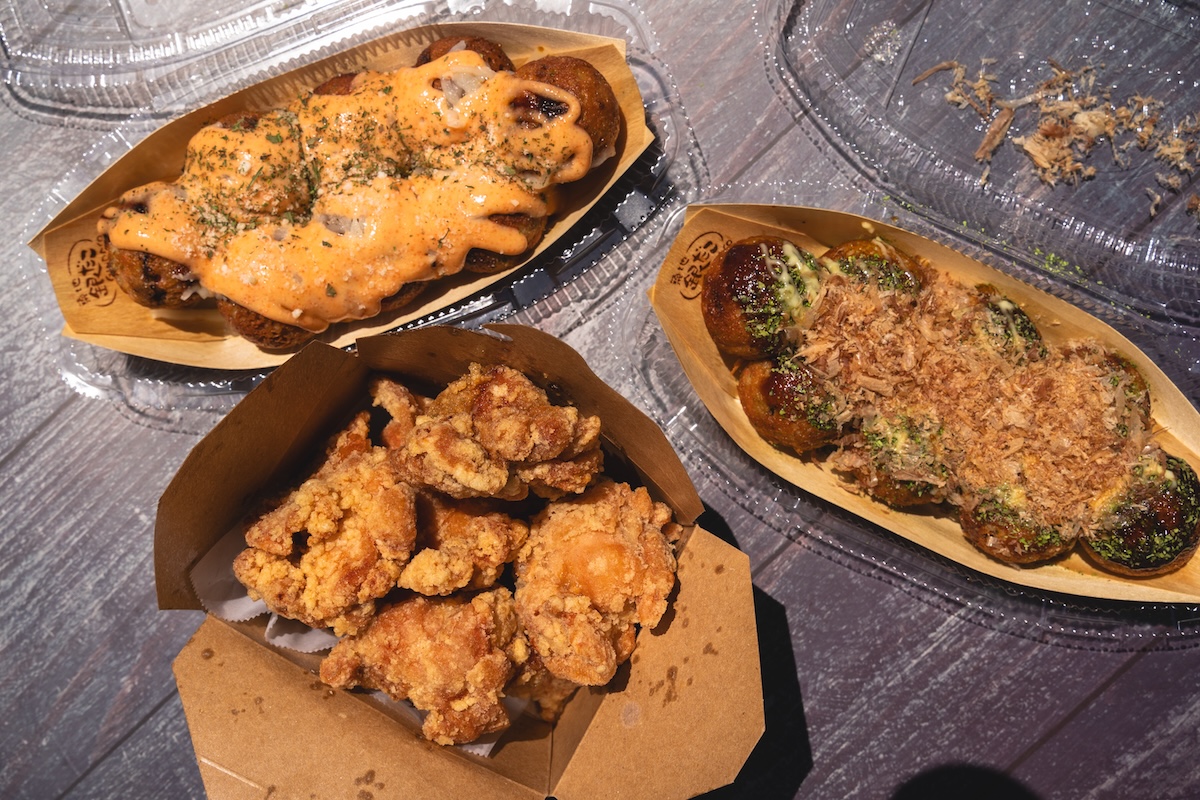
[98,50,595,332]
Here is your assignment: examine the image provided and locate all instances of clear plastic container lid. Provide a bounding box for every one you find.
[18,0,709,435]
[3,0,436,123]
[765,0,1200,332]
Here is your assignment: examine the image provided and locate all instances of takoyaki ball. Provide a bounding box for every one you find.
[1080,454,1200,577]
[378,282,428,314]
[859,470,945,510]
[305,72,414,183]
[415,35,515,73]
[311,72,358,96]
[216,297,315,351]
[463,213,548,274]
[701,236,825,360]
[186,110,311,221]
[1064,342,1152,434]
[959,494,1076,565]
[818,238,924,296]
[848,414,949,508]
[737,357,839,454]
[969,283,1046,365]
[514,56,621,166]
[105,244,206,310]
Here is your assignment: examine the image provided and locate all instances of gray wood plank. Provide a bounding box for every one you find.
[737,540,1164,799]
[1008,645,1200,799]
[60,691,205,800]
[0,395,204,799]
[5,117,110,462]
[640,0,798,190]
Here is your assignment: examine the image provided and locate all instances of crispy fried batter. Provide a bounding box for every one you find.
[370,376,421,449]
[232,412,417,635]
[394,363,603,500]
[514,479,680,686]
[400,492,529,595]
[506,650,580,723]
[320,587,529,745]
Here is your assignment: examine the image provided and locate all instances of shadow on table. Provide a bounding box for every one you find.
[695,507,811,800]
[890,764,1042,799]
[690,508,1044,800]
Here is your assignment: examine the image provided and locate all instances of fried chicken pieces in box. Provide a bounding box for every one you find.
[231,362,680,745]
[399,492,529,596]
[395,362,604,501]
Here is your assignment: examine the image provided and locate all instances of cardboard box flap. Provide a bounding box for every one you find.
[174,527,762,800]
[553,528,763,800]
[155,341,372,609]
[174,618,550,800]
[30,22,653,369]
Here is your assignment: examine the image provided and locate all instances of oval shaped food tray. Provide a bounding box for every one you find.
[32,22,653,370]
[20,0,708,435]
[649,202,1200,606]
[764,0,1200,331]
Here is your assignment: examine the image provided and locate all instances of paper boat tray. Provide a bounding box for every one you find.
[649,203,1200,604]
[29,22,653,369]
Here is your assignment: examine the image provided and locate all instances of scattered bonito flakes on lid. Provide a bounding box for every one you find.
[914,56,1200,223]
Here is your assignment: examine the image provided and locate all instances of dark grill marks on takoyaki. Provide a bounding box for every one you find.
[1081,455,1200,577]
[514,55,622,166]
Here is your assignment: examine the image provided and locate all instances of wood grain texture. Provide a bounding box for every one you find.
[0,394,205,798]
[59,691,205,800]
[743,542,1143,798]
[2,1,1199,798]
[1007,646,1200,799]
[646,7,797,190]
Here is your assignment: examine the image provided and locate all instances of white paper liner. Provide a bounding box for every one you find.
[263,614,340,653]
[190,526,269,623]
[189,525,527,756]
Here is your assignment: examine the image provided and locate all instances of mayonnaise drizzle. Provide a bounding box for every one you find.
[98,50,595,332]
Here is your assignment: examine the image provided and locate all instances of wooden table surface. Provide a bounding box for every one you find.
[4,1,1200,798]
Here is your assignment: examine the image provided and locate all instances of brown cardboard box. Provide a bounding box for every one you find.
[29,22,654,370]
[157,324,765,799]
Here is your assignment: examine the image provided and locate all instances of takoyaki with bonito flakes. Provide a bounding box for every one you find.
[700,233,1200,578]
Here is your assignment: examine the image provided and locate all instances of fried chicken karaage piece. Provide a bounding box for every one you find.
[392,363,603,500]
[399,492,529,595]
[506,650,581,723]
[370,376,421,449]
[320,587,529,745]
[233,411,417,636]
[514,479,681,686]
